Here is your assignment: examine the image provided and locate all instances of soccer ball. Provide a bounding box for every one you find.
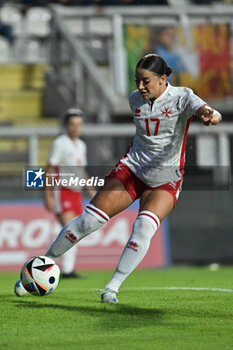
[20,256,60,296]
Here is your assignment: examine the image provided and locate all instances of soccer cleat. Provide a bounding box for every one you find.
[14,279,28,297]
[98,288,119,304]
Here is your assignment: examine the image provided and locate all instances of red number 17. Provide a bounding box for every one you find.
[145,118,160,136]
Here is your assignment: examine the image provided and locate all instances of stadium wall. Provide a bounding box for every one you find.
[0,200,170,271]
[169,188,233,265]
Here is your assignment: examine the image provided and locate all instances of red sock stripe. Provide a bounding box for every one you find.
[86,205,108,222]
[138,213,159,228]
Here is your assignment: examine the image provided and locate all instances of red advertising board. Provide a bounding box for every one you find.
[0,201,170,271]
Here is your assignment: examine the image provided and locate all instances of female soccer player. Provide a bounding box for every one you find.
[15,54,222,302]
[45,108,95,278]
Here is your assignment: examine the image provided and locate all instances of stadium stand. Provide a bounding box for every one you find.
[0,0,232,266]
[0,3,55,176]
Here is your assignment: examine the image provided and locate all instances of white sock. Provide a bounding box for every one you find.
[46,203,109,259]
[61,245,77,274]
[105,211,160,292]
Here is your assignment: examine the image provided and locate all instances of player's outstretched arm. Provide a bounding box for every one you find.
[44,164,55,212]
[196,104,222,126]
[84,170,96,198]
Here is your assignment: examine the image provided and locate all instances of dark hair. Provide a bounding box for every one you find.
[62,108,83,126]
[136,54,172,77]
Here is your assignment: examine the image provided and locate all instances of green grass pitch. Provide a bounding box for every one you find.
[1,267,233,350]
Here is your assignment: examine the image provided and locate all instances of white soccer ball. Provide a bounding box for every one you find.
[20,256,60,296]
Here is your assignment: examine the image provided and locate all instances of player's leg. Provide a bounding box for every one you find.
[139,188,174,218]
[15,178,133,297]
[15,194,78,296]
[57,211,82,278]
[55,188,84,277]
[46,178,134,260]
[102,189,174,303]
[15,194,78,297]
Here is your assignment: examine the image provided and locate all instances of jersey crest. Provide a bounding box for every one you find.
[161,107,172,119]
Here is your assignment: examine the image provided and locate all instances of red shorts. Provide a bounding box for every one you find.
[53,186,83,215]
[105,162,182,207]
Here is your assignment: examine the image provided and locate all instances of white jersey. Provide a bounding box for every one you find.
[121,83,205,187]
[48,134,87,191]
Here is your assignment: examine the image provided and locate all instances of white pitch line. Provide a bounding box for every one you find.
[123,287,233,293]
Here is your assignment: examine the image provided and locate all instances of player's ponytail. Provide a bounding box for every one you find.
[165,66,172,76]
[136,54,172,77]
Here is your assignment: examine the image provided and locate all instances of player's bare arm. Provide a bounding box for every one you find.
[196,104,222,126]
[44,164,56,212]
[84,170,96,198]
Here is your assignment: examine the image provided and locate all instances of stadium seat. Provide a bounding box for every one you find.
[0,5,23,35]
[65,18,112,36]
[64,19,84,36]
[25,39,43,63]
[89,18,112,35]
[0,62,51,124]
[168,0,191,5]
[26,7,51,37]
[14,38,46,63]
[0,37,10,62]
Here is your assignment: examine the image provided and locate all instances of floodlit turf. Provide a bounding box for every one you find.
[1,267,233,350]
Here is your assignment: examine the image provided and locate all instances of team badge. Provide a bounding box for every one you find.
[113,164,123,173]
[135,108,141,117]
[161,107,172,119]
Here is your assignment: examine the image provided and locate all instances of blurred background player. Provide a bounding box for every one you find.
[45,108,96,278]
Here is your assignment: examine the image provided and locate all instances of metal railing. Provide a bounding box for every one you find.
[50,4,233,21]
[0,123,231,185]
[49,10,127,123]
